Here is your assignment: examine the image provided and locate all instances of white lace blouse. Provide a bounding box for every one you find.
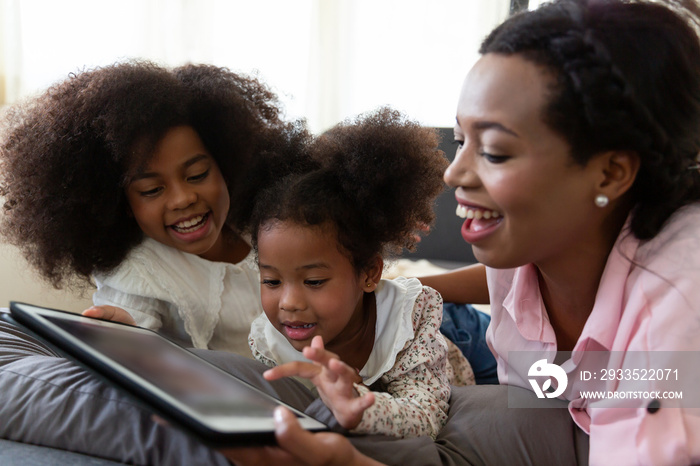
[93,237,263,356]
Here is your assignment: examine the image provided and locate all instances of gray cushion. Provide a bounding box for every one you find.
[0,438,122,465]
[0,317,589,465]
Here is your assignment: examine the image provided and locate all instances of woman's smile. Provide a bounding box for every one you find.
[455,199,503,243]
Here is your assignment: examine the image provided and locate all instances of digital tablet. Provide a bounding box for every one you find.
[4,301,328,447]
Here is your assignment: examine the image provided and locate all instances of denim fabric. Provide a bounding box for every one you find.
[441,303,498,385]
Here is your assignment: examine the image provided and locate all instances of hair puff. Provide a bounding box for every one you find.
[251,107,448,272]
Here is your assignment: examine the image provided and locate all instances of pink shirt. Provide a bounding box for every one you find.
[486,204,700,466]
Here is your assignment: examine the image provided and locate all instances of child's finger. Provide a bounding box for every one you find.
[303,345,341,366]
[342,391,375,419]
[334,392,375,431]
[353,391,375,411]
[327,357,363,384]
[263,361,322,381]
[310,335,325,350]
[81,307,105,319]
[82,306,136,325]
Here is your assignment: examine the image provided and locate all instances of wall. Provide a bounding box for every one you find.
[0,243,93,313]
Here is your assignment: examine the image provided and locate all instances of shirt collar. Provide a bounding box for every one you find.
[502,263,557,344]
[500,219,640,350]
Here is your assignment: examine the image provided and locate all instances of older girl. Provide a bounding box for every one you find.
[0,61,310,356]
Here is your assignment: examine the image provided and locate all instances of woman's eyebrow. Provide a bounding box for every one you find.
[455,117,519,137]
[472,121,519,137]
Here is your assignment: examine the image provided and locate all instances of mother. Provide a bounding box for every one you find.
[228,0,700,464]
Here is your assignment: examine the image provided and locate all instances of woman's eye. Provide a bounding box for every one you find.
[188,170,209,182]
[480,151,510,164]
[452,140,465,149]
[261,279,280,287]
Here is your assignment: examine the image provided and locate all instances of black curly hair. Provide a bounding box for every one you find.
[0,60,310,289]
[481,0,700,240]
[250,107,449,273]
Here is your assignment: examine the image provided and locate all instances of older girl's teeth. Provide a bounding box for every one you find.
[455,205,501,221]
[173,214,207,232]
[178,215,203,228]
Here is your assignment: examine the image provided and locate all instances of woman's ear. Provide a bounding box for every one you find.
[361,255,384,293]
[594,150,640,201]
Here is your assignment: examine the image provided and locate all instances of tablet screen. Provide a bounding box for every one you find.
[45,315,278,420]
[9,302,327,437]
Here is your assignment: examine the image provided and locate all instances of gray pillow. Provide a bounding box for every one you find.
[0,318,588,465]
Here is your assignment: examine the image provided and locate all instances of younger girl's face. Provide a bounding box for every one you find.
[257,221,371,352]
[125,125,231,261]
[445,53,603,270]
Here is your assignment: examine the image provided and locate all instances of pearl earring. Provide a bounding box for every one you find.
[594,194,609,208]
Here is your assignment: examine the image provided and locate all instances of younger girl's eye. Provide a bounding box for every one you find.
[188,170,210,182]
[480,151,510,164]
[452,140,465,149]
[261,279,281,287]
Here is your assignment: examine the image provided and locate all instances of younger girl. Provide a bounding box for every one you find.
[247,108,475,440]
[0,61,311,355]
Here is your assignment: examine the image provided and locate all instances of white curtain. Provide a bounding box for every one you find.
[0,0,510,131]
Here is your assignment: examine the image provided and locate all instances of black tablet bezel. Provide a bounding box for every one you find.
[5,301,328,448]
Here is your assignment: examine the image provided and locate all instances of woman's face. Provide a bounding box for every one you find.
[125,125,231,261]
[445,53,603,270]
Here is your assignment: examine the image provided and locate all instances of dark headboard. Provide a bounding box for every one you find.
[402,128,477,266]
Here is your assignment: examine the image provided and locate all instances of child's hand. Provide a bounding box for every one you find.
[263,336,375,430]
[82,305,137,326]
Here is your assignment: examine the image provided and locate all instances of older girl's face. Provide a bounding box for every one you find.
[125,125,231,261]
[445,53,604,270]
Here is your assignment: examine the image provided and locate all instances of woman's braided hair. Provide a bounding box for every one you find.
[481,0,700,239]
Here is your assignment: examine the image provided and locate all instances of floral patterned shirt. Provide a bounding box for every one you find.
[248,277,474,439]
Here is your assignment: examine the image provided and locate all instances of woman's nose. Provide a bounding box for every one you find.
[444,145,479,189]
